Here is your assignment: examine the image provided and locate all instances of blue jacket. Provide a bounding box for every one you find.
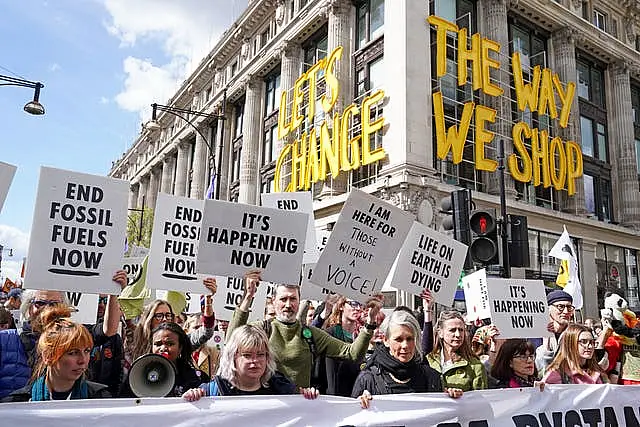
[0,329,31,398]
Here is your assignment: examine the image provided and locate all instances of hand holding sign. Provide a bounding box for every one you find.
[240,269,261,312]
[364,294,383,326]
[203,277,217,295]
[112,270,128,291]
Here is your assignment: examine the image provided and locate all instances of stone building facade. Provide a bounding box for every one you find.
[109,0,640,317]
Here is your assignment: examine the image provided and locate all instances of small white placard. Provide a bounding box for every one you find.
[390,222,468,306]
[197,199,308,284]
[462,269,491,322]
[486,278,550,339]
[213,276,270,322]
[25,167,128,294]
[261,191,319,264]
[310,189,414,303]
[66,292,99,325]
[184,292,204,314]
[147,193,204,292]
[122,257,145,284]
[0,161,17,214]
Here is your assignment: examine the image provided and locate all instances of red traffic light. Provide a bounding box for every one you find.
[470,210,496,235]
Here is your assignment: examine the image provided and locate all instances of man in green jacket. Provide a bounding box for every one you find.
[227,271,381,389]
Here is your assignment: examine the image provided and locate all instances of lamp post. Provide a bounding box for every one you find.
[0,74,45,115]
[146,91,226,199]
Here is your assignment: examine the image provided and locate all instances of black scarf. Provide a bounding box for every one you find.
[369,343,421,381]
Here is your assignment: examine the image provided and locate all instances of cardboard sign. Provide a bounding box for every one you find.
[185,292,204,314]
[147,193,204,292]
[261,192,319,264]
[66,292,99,325]
[0,161,17,214]
[301,230,334,301]
[462,269,491,321]
[197,199,308,284]
[310,189,414,303]
[25,167,128,294]
[390,222,468,306]
[213,276,269,322]
[122,257,145,284]
[486,278,550,339]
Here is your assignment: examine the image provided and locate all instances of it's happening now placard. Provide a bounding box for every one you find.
[25,167,128,294]
[197,199,308,284]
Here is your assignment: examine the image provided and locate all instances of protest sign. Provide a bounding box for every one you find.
[122,257,145,283]
[310,189,413,303]
[213,276,270,322]
[147,193,204,292]
[462,269,491,322]
[66,292,99,324]
[0,161,17,214]
[197,199,307,284]
[4,385,640,427]
[129,245,149,258]
[486,278,549,339]
[184,292,204,314]
[25,167,128,294]
[390,221,468,306]
[261,191,318,264]
[300,230,334,301]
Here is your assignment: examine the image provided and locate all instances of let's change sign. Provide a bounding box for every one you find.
[197,199,307,284]
[25,167,128,294]
[311,190,413,303]
[390,222,468,306]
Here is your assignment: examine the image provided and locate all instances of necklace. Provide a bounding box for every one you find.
[388,373,411,384]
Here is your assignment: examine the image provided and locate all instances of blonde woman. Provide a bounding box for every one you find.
[542,323,607,384]
[182,325,319,399]
[426,310,487,392]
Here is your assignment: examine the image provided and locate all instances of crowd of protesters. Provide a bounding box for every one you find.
[0,267,629,407]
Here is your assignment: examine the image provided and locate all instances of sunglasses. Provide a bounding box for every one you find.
[153,312,175,322]
[32,300,63,309]
[346,300,363,309]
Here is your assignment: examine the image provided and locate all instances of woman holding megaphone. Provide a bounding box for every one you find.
[182,325,319,400]
[120,322,209,398]
[3,306,111,402]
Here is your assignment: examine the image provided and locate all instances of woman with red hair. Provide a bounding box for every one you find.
[3,306,110,402]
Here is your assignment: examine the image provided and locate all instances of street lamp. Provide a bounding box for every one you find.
[146,91,226,199]
[0,74,45,115]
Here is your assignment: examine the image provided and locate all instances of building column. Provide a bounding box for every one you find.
[276,40,302,192]
[609,61,640,229]
[128,183,139,210]
[174,140,191,197]
[137,175,149,208]
[238,77,263,205]
[216,104,233,200]
[147,166,160,209]
[382,0,435,178]
[160,154,176,194]
[482,0,516,196]
[190,128,209,199]
[552,27,587,215]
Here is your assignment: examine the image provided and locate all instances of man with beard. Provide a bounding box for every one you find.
[227,271,381,389]
[535,290,574,374]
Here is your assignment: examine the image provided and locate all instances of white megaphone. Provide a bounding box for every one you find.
[128,353,176,397]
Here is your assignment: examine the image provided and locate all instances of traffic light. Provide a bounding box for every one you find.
[508,214,530,268]
[441,189,472,270]
[469,209,499,266]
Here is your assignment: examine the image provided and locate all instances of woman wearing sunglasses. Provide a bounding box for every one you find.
[321,297,364,396]
[542,323,607,384]
[490,339,540,388]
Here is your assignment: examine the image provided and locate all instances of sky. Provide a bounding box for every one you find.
[0,0,248,282]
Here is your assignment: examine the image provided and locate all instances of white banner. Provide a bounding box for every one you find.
[487,278,550,339]
[147,193,204,292]
[390,221,468,306]
[66,292,99,324]
[0,161,17,214]
[25,167,128,294]
[261,191,319,264]
[311,189,413,303]
[3,385,640,426]
[197,199,308,284]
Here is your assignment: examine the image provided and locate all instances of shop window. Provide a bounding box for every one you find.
[596,243,640,309]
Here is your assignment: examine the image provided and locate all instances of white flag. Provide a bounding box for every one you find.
[548,226,583,310]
